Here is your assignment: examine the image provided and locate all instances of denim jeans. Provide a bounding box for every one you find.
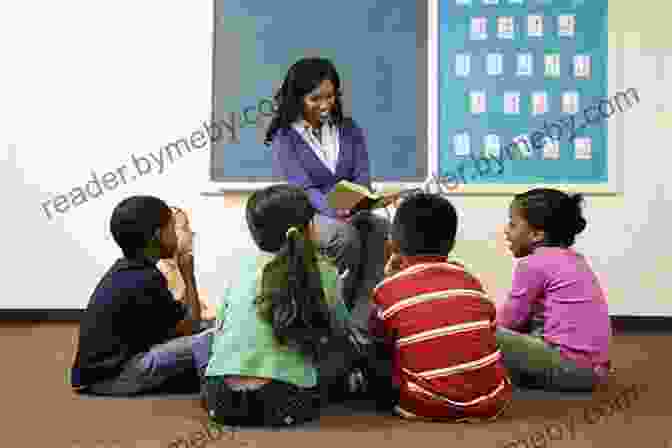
[86,327,215,396]
[496,327,598,392]
[313,211,390,331]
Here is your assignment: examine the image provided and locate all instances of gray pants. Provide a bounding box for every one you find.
[87,327,215,396]
[496,327,599,392]
[314,211,390,331]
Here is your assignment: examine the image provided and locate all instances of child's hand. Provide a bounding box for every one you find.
[177,251,195,278]
[384,253,403,277]
[198,289,217,320]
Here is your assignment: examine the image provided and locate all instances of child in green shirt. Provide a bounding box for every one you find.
[201,184,365,427]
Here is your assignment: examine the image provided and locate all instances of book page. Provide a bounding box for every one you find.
[327,180,400,211]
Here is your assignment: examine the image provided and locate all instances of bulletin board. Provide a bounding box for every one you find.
[435,0,616,194]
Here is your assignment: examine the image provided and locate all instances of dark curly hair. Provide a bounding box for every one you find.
[264,57,345,146]
[513,188,587,247]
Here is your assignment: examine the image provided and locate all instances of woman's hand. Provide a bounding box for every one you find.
[380,193,401,208]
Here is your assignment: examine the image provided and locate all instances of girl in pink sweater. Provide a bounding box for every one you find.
[496,188,612,391]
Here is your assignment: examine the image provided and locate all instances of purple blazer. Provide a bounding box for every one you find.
[272,118,371,218]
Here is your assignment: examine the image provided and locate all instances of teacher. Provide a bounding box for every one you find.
[265,57,390,328]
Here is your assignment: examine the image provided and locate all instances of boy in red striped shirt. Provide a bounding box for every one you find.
[369,193,512,421]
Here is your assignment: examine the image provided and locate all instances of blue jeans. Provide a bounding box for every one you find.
[313,211,390,332]
[496,327,598,392]
[86,327,215,396]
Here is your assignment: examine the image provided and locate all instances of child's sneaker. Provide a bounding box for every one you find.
[347,368,367,394]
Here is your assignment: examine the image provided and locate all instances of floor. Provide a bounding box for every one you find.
[2,322,670,448]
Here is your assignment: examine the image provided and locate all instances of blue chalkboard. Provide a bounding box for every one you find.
[439,0,609,184]
[210,0,427,183]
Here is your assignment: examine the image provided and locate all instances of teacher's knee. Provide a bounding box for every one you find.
[335,224,362,259]
[370,214,391,237]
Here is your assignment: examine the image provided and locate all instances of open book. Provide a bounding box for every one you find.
[326,180,401,213]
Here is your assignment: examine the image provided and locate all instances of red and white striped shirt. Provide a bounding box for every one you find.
[369,256,512,421]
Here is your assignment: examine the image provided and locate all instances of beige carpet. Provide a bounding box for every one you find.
[2,321,669,448]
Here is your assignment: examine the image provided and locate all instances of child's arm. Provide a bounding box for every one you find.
[368,304,387,339]
[368,289,391,341]
[171,252,202,336]
[383,239,403,277]
[179,253,202,320]
[496,259,546,331]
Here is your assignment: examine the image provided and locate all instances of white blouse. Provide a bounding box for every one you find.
[292,119,340,173]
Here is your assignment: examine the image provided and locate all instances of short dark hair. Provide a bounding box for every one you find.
[264,57,345,146]
[110,196,173,258]
[245,184,316,252]
[392,193,458,256]
[513,188,587,247]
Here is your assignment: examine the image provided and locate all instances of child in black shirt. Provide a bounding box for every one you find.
[71,196,212,395]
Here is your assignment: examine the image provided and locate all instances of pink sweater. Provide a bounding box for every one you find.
[497,247,612,370]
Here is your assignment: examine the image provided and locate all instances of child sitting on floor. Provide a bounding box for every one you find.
[369,193,512,422]
[71,196,210,395]
[201,184,367,427]
[497,188,612,391]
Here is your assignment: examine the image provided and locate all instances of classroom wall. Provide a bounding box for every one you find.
[2,1,670,315]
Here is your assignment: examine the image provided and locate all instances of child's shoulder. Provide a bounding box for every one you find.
[106,258,164,287]
[527,247,584,268]
[375,258,487,297]
[89,259,169,310]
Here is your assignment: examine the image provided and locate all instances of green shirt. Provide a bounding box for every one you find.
[205,251,350,388]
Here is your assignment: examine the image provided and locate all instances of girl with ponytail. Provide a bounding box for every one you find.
[496,188,613,392]
[202,184,364,427]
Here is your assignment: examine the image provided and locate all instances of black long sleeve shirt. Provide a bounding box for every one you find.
[72,257,187,387]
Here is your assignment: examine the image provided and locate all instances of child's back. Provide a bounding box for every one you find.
[206,251,349,388]
[370,193,512,421]
[372,258,512,421]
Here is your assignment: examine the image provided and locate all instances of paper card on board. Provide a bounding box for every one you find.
[504,92,521,114]
[497,16,515,39]
[528,15,544,37]
[558,15,576,37]
[471,17,488,40]
[562,91,580,114]
[574,137,592,159]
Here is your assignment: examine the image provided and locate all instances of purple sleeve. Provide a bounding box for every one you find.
[496,258,546,331]
[272,134,337,218]
[350,121,372,191]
